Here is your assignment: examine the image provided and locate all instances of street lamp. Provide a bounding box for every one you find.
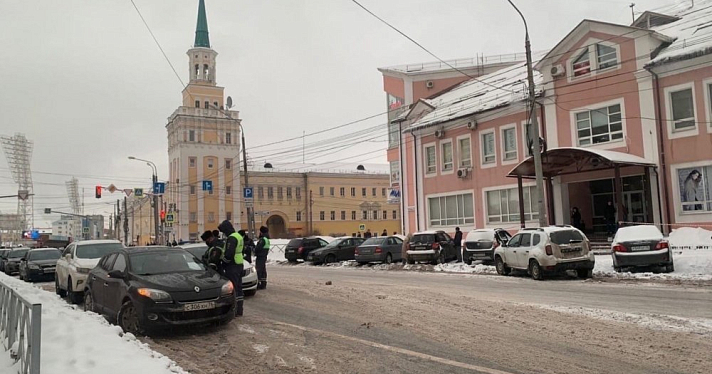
[128,156,160,245]
[506,0,548,227]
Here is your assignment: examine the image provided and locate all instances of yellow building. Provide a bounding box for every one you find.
[240,170,401,238]
[126,196,154,246]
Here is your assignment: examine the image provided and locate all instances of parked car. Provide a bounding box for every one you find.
[3,248,29,275]
[55,240,124,303]
[179,243,258,296]
[84,247,235,335]
[494,226,595,280]
[307,237,365,264]
[19,248,61,282]
[354,235,404,264]
[611,225,674,273]
[405,231,459,264]
[0,249,10,272]
[284,236,332,262]
[462,228,512,265]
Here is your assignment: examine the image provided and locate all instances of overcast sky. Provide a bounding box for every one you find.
[0,0,676,227]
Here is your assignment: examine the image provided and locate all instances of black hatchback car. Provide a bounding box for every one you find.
[307,237,365,264]
[84,247,236,335]
[3,248,29,275]
[284,237,331,262]
[19,248,61,282]
[406,231,459,264]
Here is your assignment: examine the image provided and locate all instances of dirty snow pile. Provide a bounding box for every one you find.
[668,226,712,250]
[0,273,187,374]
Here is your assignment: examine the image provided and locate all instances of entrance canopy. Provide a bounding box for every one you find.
[507,147,656,179]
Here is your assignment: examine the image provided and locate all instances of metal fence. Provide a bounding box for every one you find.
[0,279,41,374]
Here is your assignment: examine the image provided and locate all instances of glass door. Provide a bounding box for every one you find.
[623,191,647,223]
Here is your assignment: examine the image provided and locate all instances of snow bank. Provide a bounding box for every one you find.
[594,249,712,281]
[668,227,712,250]
[267,239,291,263]
[614,225,662,243]
[0,273,187,374]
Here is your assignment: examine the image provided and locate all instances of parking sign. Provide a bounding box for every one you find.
[243,187,253,199]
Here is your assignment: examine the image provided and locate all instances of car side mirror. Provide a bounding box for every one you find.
[108,270,124,279]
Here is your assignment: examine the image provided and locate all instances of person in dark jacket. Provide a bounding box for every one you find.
[364,229,372,239]
[238,230,254,264]
[255,226,270,289]
[218,220,244,316]
[571,207,582,230]
[200,230,224,274]
[381,229,388,237]
[604,201,617,235]
[453,227,463,262]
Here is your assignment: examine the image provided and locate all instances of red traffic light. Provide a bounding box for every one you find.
[160,210,166,221]
[95,185,102,199]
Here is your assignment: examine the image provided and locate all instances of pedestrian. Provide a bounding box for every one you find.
[381,229,388,237]
[172,239,178,247]
[364,229,372,239]
[218,220,245,317]
[238,230,254,264]
[604,201,617,236]
[357,232,362,238]
[352,233,356,237]
[453,227,463,262]
[200,230,224,274]
[255,226,270,289]
[212,229,220,239]
[401,233,412,264]
[571,207,582,230]
[393,231,397,236]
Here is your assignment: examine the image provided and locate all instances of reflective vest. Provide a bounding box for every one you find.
[229,232,244,265]
[262,237,271,250]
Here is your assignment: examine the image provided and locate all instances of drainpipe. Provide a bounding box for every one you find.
[646,67,672,234]
[411,132,420,232]
[398,121,406,235]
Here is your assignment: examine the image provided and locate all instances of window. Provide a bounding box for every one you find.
[320,211,325,221]
[194,63,199,77]
[330,211,335,220]
[427,193,474,227]
[203,64,209,79]
[372,188,377,196]
[382,188,386,197]
[287,187,292,199]
[572,43,618,78]
[572,49,591,77]
[207,158,214,169]
[225,159,232,169]
[670,88,695,131]
[362,188,367,197]
[362,211,368,220]
[225,133,232,144]
[486,186,539,224]
[482,132,495,164]
[383,210,387,220]
[189,212,197,223]
[226,186,232,195]
[296,211,302,221]
[268,187,274,199]
[226,212,232,221]
[189,157,196,168]
[425,145,436,174]
[112,255,127,273]
[351,187,356,197]
[373,210,379,220]
[341,211,346,220]
[458,138,471,168]
[195,100,200,108]
[208,182,214,195]
[296,187,301,200]
[319,187,324,196]
[204,101,209,109]
[214,101,218,109]
[678,165,712,212]
[575,104,623,145]
[503,127,517,161]
[190,185,196,195]
[340,187,345,197]
[596,44,617,70]
[258,187,264,199]
[390,161,400,183]
[208,212,215,223]
[392,210,397,219]
[277,187,283,200]
[189,130,195,141]
[441,142,453,171]
[330,187,335,196]
[520,233,532,247]
[388,122,400,148]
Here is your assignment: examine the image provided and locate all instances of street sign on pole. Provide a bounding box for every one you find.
[243,187,253,199]
[153,182,165,194]
[82,227,89,234]
[44,208,51,214]
[134,188,144,197]
[17,190,29,200]
[245,200,254,208]
[202,180,213,192]
[359,224,366,231]
[165,213,175,223]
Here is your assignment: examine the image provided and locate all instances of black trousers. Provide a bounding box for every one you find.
[224,263,244,316]
[256,255,267,289]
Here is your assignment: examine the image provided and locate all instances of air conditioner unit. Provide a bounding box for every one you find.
[551,64,566,77]
[466,121,477,130]
[457,168,469,178]
[426,81,434,88]
[434,129,445,138]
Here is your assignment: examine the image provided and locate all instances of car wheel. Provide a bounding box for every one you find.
[357,261,368,266]
[118,300,144,335]
[465,256,472,266]
[529,260,544,281]
[325,254,336,264]
[384,253,393,264]
[665,263,675,273]
[67,278,82,304]
[433,252,445,265]
[495,256,510,275]
[84,290,96,313]
[614,266,622,273]
[18,271,23,281]
[244,289,257,297]
[55,277,67,297]
[406,256,414,265]
[577,269,593,279]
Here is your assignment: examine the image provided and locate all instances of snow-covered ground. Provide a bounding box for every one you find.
[0,273,186,374]
[594,249,712,281]
[267,239,291,263]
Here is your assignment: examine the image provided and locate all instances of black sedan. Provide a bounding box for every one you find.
[3,248,29,275]
[306,237,365,264]
[84,247,236,335]
[19,248,61,282]
[612,225,674,272]
[0,249,9,272]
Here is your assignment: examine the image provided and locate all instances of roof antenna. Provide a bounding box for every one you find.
[629,3,636,23]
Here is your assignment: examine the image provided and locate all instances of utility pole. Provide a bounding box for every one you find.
[116,199,121,241]
[507,0,548,227]
[241,128,255,239]
[123,197,128,245]
[629,3,636,23]
[309,189,314,234]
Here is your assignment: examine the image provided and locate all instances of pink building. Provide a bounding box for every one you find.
[393,1,712,236]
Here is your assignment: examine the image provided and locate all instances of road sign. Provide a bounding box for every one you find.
[243,187,254,199]
[134,188,144,197]
[153,182,165,194]
[44,208,52,214]
[165,213,175,223]
[82,227,89,234]
[202,180,213,192]
[359,224,366,231]
[245,200,254,208]
[124,189,133,196]
[17,190,29,200]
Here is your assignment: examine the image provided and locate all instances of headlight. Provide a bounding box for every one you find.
[28,264,40,270]
[76,267,92,274]
[243,267,252,276]
[137,288,172,302]
[221,281,234,296]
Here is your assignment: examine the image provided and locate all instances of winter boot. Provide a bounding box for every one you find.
[236,300,244,316]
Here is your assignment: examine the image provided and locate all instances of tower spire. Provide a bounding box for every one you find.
[194,0,210,48]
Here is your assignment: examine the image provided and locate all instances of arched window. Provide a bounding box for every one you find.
[194,64,200,78]
[203,64,210,80]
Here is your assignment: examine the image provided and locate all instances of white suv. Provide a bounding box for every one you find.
[493,226,594,280]
[55,240,124,303]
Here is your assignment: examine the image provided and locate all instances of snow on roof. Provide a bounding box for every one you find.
[613,225,663,243]
[406,63,542,131]
[562,147,656,165]
[648,1,712,66]
[379,53,527,75]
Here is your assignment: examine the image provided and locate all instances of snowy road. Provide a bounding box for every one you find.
[144,265,712,374]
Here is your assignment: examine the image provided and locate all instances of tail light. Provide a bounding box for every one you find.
[431,243,440,250]
[545,245,553,256]
[375,247,382,254]
[298,247,304,254]
[354,248,359,255]
[655,241,669,250]
[613,244,628,252]
[493,241,500,249]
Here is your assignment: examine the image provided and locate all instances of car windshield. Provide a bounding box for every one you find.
[362,238,386,246]
[29,250,61,261]
[183,245,208,258]
[411,234,436,244]
[9,249,29,259]
[549,230,585,245]
[75,243,124,259]
[129,251,206,275]
[287,239,303,247]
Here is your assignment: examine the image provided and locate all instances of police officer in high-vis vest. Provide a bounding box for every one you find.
[255,226,270,289]
[218,220,244,316]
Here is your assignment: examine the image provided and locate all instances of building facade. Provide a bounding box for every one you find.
[166,0,242,242]
[239,169,400,238]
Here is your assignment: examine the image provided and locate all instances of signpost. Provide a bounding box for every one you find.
[134,188,144,197]
[243,187,254,208]
[165,213,175,223]
[359,224,366,231]
[153,182,165,195]
[202,180,213,192]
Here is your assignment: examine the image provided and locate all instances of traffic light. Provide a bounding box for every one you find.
[95,185,102,199]
[160,210,166,222]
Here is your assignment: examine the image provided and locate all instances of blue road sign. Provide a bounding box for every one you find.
[244,187,253,199]
[202,180,213,192]
[153,182,165,194]
[134,188,144,197]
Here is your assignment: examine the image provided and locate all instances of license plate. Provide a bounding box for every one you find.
[43,268,55,273]
[632,246,649,252]
[286,249,294,253]
[473,254,488,258]
[183,301,215,311]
